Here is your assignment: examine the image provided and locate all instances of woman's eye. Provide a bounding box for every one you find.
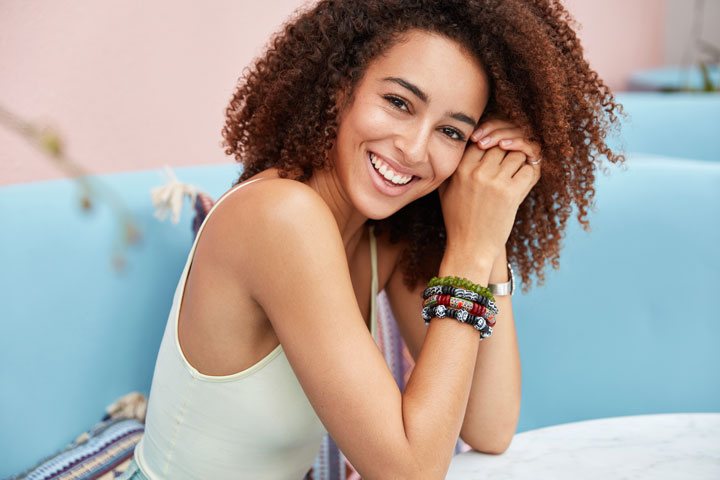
[441,127,466,142]
[384,95,409,112]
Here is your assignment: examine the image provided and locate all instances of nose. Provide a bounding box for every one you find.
[394,121,432,167]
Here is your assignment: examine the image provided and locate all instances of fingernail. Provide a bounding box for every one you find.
[500,139,512,146]
[471,129,483,141]
[479,137,490,146]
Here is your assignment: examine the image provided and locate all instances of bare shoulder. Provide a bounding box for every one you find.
[216,177,334,229]
[201,177,340,286]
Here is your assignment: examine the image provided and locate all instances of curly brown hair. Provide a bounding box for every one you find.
[221,0,625,292]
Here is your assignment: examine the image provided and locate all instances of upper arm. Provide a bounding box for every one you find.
[228,180,419,479]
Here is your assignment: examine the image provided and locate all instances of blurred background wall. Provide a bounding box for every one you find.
[1,0,718,186]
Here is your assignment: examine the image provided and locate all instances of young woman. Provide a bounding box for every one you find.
[125,1,623,478]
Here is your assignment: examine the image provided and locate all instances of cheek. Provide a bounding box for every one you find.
[342,99,393,142]
[356,111,391,141]
[432,147,465,181]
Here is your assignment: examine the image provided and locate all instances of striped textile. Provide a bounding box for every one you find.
[9,418,144,480]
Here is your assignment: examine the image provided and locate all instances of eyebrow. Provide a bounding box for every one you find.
[382,76,478,127]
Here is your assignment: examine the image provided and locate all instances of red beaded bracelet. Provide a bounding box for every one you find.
[424,294,496,327]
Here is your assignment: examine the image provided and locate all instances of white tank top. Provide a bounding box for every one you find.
[134,178,379,479]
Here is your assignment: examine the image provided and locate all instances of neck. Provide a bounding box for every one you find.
[306,168,368,249]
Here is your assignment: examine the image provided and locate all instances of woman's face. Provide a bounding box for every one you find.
[330,29,490,220]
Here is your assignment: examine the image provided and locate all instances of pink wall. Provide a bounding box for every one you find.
[566,0,664,92]
[0,0,664,186]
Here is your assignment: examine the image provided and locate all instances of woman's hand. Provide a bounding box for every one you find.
[470,118,542,164]
[439,119,542,268]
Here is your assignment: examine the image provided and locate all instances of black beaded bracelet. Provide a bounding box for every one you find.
[423,285,498,314]
[422,305,493,339]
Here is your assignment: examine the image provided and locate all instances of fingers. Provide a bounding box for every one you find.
[460,115,543,199]
[459,146,526,184]
[492,148,541,200]
[470,118,517,143]
[472,130,541,163]
[473,127,523,149]
[516,163,541,201]
[470,119,542,164]
[514,158,542,201]
[500,150,529,178]
[497,137,542,164]
[456,141,488,177]
[451,144,540,216]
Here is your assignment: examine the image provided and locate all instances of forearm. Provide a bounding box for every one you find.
[460,249,522,454]
[402,254,492,477]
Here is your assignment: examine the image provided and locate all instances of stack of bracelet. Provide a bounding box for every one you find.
[421,276,499,339]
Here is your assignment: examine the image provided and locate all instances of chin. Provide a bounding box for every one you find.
[346,190,397,221]
[360,202,401,221]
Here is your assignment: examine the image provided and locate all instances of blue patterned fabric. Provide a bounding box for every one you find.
[8,418,144,480]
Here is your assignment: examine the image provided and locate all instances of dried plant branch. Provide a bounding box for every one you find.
[0,104,142,271]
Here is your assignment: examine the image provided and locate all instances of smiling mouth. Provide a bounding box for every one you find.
[369,152,415,186]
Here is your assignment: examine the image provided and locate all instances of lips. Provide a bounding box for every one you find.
[368,151,415,185]
[364,150,418,198]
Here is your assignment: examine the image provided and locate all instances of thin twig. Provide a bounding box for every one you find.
[0,104,142,271]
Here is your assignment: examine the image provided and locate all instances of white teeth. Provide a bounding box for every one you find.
[369,152,412,185]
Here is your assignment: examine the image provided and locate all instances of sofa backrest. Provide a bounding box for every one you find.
[512,155,720,430]
[609,92,720,162]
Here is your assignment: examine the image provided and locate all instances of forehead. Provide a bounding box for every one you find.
[364,30,489,114]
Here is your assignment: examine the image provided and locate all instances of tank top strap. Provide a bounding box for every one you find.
[369,224,378,341]
[181,177,269,280]
[196,177,268,240]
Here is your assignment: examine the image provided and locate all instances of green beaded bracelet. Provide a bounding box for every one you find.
[428,275,496,303]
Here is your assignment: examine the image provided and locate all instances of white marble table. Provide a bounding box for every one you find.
[446,413,720,479]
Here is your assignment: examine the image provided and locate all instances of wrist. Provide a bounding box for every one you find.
[439,251,494,288]
[489,248,509,284]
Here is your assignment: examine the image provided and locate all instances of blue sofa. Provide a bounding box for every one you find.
[604,92,720,163]
[2,92,719,477]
